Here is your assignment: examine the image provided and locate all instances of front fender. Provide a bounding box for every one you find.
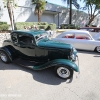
[33,59,79,72]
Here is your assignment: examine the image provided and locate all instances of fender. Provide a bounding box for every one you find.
[33,59,79,72]
[0,46,17,61]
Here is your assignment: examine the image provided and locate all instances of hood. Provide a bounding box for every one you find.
[37,39,72,49]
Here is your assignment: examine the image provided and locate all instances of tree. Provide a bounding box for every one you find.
[62,0,79,24]
[83,0,100,25]
[31,0,46,22]
[3,0,17,30]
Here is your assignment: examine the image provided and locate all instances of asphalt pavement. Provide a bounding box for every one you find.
[0,50,100,100]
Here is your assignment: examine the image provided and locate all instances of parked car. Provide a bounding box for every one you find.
[0,30,79,79]
[52,30,100,52]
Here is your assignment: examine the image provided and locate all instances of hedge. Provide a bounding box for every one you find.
[60,24,79,29]
[0,21,7,25]
[15,22,56,30]
[0,24,9,31]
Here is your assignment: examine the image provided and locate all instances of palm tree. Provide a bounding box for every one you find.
[62,0,79,24]
[31,0,46,22]
[3,0,17,30]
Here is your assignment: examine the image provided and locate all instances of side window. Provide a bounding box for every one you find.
[75,34,90,40]
[11,33,18,44]
[62,34,75,38]
[18,35,33,44]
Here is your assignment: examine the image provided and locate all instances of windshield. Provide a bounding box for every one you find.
[35,33,48,42]
[93,33,100,40]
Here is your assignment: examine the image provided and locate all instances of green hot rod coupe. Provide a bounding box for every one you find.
[0,30,79,79]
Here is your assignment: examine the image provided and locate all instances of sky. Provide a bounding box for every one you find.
[46,0,85,10]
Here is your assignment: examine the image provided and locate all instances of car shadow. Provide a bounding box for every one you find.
[0,60,73,85]
[77,50,99,55]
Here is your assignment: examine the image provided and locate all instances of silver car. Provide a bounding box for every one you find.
[52,30,100,52]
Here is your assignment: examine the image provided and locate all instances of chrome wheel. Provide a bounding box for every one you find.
[57,67,70,79]
[0,52,7,62]
[96,46,100,53]
[0,51,11,63]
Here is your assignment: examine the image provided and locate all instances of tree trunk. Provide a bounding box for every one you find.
[7,2,13,30]
[38,9,40,22]
[88,16,95,25]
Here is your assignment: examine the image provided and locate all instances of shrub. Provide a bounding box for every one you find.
[48,23,56,30]
[15,22,55,30]
[60,24,78,29]
[0,24,9,31]
[0,21,7,25]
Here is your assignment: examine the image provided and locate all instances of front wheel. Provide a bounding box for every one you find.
[0,50,11,63]
[55,65,73,79]
[95,46,100,53]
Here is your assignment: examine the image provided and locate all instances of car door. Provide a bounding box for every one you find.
[17,33,36,59]
[74,33,94,50]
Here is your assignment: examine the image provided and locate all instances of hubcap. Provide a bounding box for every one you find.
[0,52,7,62]
[57,67,70,78]
[97,46,100,52]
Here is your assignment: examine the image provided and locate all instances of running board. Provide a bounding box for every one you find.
[13,58,43,69]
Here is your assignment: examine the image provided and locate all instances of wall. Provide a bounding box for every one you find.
[0,0,99,27]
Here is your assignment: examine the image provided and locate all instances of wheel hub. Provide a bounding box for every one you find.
[57,67,70,78]
[97,46,100,52]
[0,53,7,62]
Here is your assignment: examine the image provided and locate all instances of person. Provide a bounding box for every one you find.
[27,26,31,30]
[46,27,53,38]
[24,26,27,29]
[35,26,38,30]
[31,25,35,30]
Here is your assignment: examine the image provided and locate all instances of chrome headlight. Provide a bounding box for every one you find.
[70,53,76,61]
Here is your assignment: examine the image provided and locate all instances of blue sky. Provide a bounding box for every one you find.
[46,0,85,10]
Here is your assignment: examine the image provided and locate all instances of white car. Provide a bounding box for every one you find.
[52,30,100,52]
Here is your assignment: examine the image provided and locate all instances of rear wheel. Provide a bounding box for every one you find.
[0,51,11,63]
[95,46,100,53]
[55,65,73,79]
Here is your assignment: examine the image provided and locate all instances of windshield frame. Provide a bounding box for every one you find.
[34,32,49,42]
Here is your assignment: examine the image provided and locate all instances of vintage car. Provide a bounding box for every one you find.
[0,30,79,79]
[52,30,100,52]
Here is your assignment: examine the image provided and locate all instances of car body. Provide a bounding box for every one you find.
[52,30,100,52]
[0,30,79,79]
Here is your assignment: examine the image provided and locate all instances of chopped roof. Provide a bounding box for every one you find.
[12,30,46,36]
[63,30,90,34]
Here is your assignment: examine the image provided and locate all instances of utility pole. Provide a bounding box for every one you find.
[69,0,72,24]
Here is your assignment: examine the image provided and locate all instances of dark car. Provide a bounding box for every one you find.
[0,30,79,79]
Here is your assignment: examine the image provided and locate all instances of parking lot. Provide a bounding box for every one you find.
[0,50,100,100]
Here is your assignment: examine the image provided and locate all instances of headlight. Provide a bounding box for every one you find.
[73,47,77,52]
[70,53,76,61]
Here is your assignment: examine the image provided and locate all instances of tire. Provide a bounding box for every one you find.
[55,65,73,79]
[95,46,100,53]
[0,50,11,63]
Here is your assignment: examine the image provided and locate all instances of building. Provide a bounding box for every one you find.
[0,0,99,27]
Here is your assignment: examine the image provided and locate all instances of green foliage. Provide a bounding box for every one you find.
[59,24,79,29]
[31,0,46,22]
[48,23,56,30]
[0,21,7,25]
[15,22,56,30]
[0,24,9,31]
[3,0,18,7]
